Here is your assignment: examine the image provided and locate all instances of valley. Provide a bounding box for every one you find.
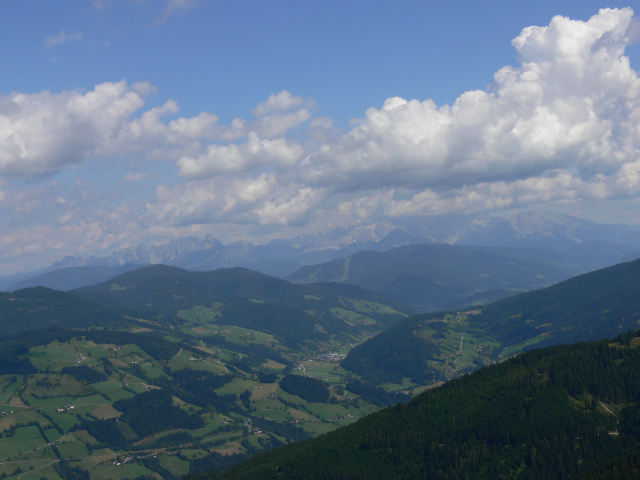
[0,257,640,479]
[0,267,415,479]
[5,3,640,479]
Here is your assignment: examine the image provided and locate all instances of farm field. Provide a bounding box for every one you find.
[0,308,406,479]
[0,265,527,479]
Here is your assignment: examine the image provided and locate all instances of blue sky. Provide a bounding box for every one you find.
[1,1,640,274]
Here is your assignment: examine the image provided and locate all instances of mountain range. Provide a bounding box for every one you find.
[4,212,640,292]
[287,243,589,311]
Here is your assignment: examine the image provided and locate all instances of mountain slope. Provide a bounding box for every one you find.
[288,243,586,311]
[74,265,411,347]
[7,264,146,291]
[474,257,640,348]
[341,258,640,385]
[207,329,640,480]
[0,287,156,336]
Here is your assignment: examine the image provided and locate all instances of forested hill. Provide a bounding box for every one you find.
[341,257,640,386]
[474,257,640,348]
[75,264,408,316]
[73,264,411,347]
[0,286,154,336]
[203,329,640,480]
[287,243,588,311]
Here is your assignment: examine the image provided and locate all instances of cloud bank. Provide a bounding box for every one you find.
[1,8,640,271]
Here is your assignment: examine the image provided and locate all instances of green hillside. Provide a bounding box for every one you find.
[287,244,584,311]
[341,258,640,387]
[341,310,495,386]
[474,258,640,348]
[0,266,413,479]
[207,329,640,480]
[75,265,410,347]
[0,286,157,336]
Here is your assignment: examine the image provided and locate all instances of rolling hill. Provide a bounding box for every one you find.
[6,264,146,292]
[74,265,411,347]
[0,265,413,479]
[0,286,160,337]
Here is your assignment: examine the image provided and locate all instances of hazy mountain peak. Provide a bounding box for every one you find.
[10,212,638,292]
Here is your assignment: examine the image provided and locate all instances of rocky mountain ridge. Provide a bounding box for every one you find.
[4,212,640,291]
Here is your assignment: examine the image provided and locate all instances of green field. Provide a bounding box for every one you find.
[0,290,433,480]
[297,361,345,383]
[160,454,191,476]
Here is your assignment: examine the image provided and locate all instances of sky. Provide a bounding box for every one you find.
[1,1,640,274]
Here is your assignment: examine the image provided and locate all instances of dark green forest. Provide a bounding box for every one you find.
[206,329,640,480]
[474,257,640,347]
[279,374,330,403]
[341,258,640,386]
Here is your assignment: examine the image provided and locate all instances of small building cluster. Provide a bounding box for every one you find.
[56,405,75,413]
[319,352,345,361]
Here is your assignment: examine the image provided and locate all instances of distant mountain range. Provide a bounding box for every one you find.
[3,212,640,291]
[287,243,590,311]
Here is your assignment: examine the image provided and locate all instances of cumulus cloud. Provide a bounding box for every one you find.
[44,30,83,48]
[176,133,304,178]
[0,81,148,176]
[95,9,640,236]
[156,7,640,230]
[249,91,317,139]
[0,80,241,177]
[3,8,640,273]
[301,8,640,194]
[146,173,323,228]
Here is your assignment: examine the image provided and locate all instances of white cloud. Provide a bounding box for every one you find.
[253,91,309,116]
[253,187,322,227]
[4,8,640,274]
[0,81,237,177]
[44,30,84,48]
[157,0,199,25]
[146,174,323,228]
[147,5,640,236]
[250,91,317,139]
[176,133,304,178]
[0,81,148,176]
[300,8,640,194]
